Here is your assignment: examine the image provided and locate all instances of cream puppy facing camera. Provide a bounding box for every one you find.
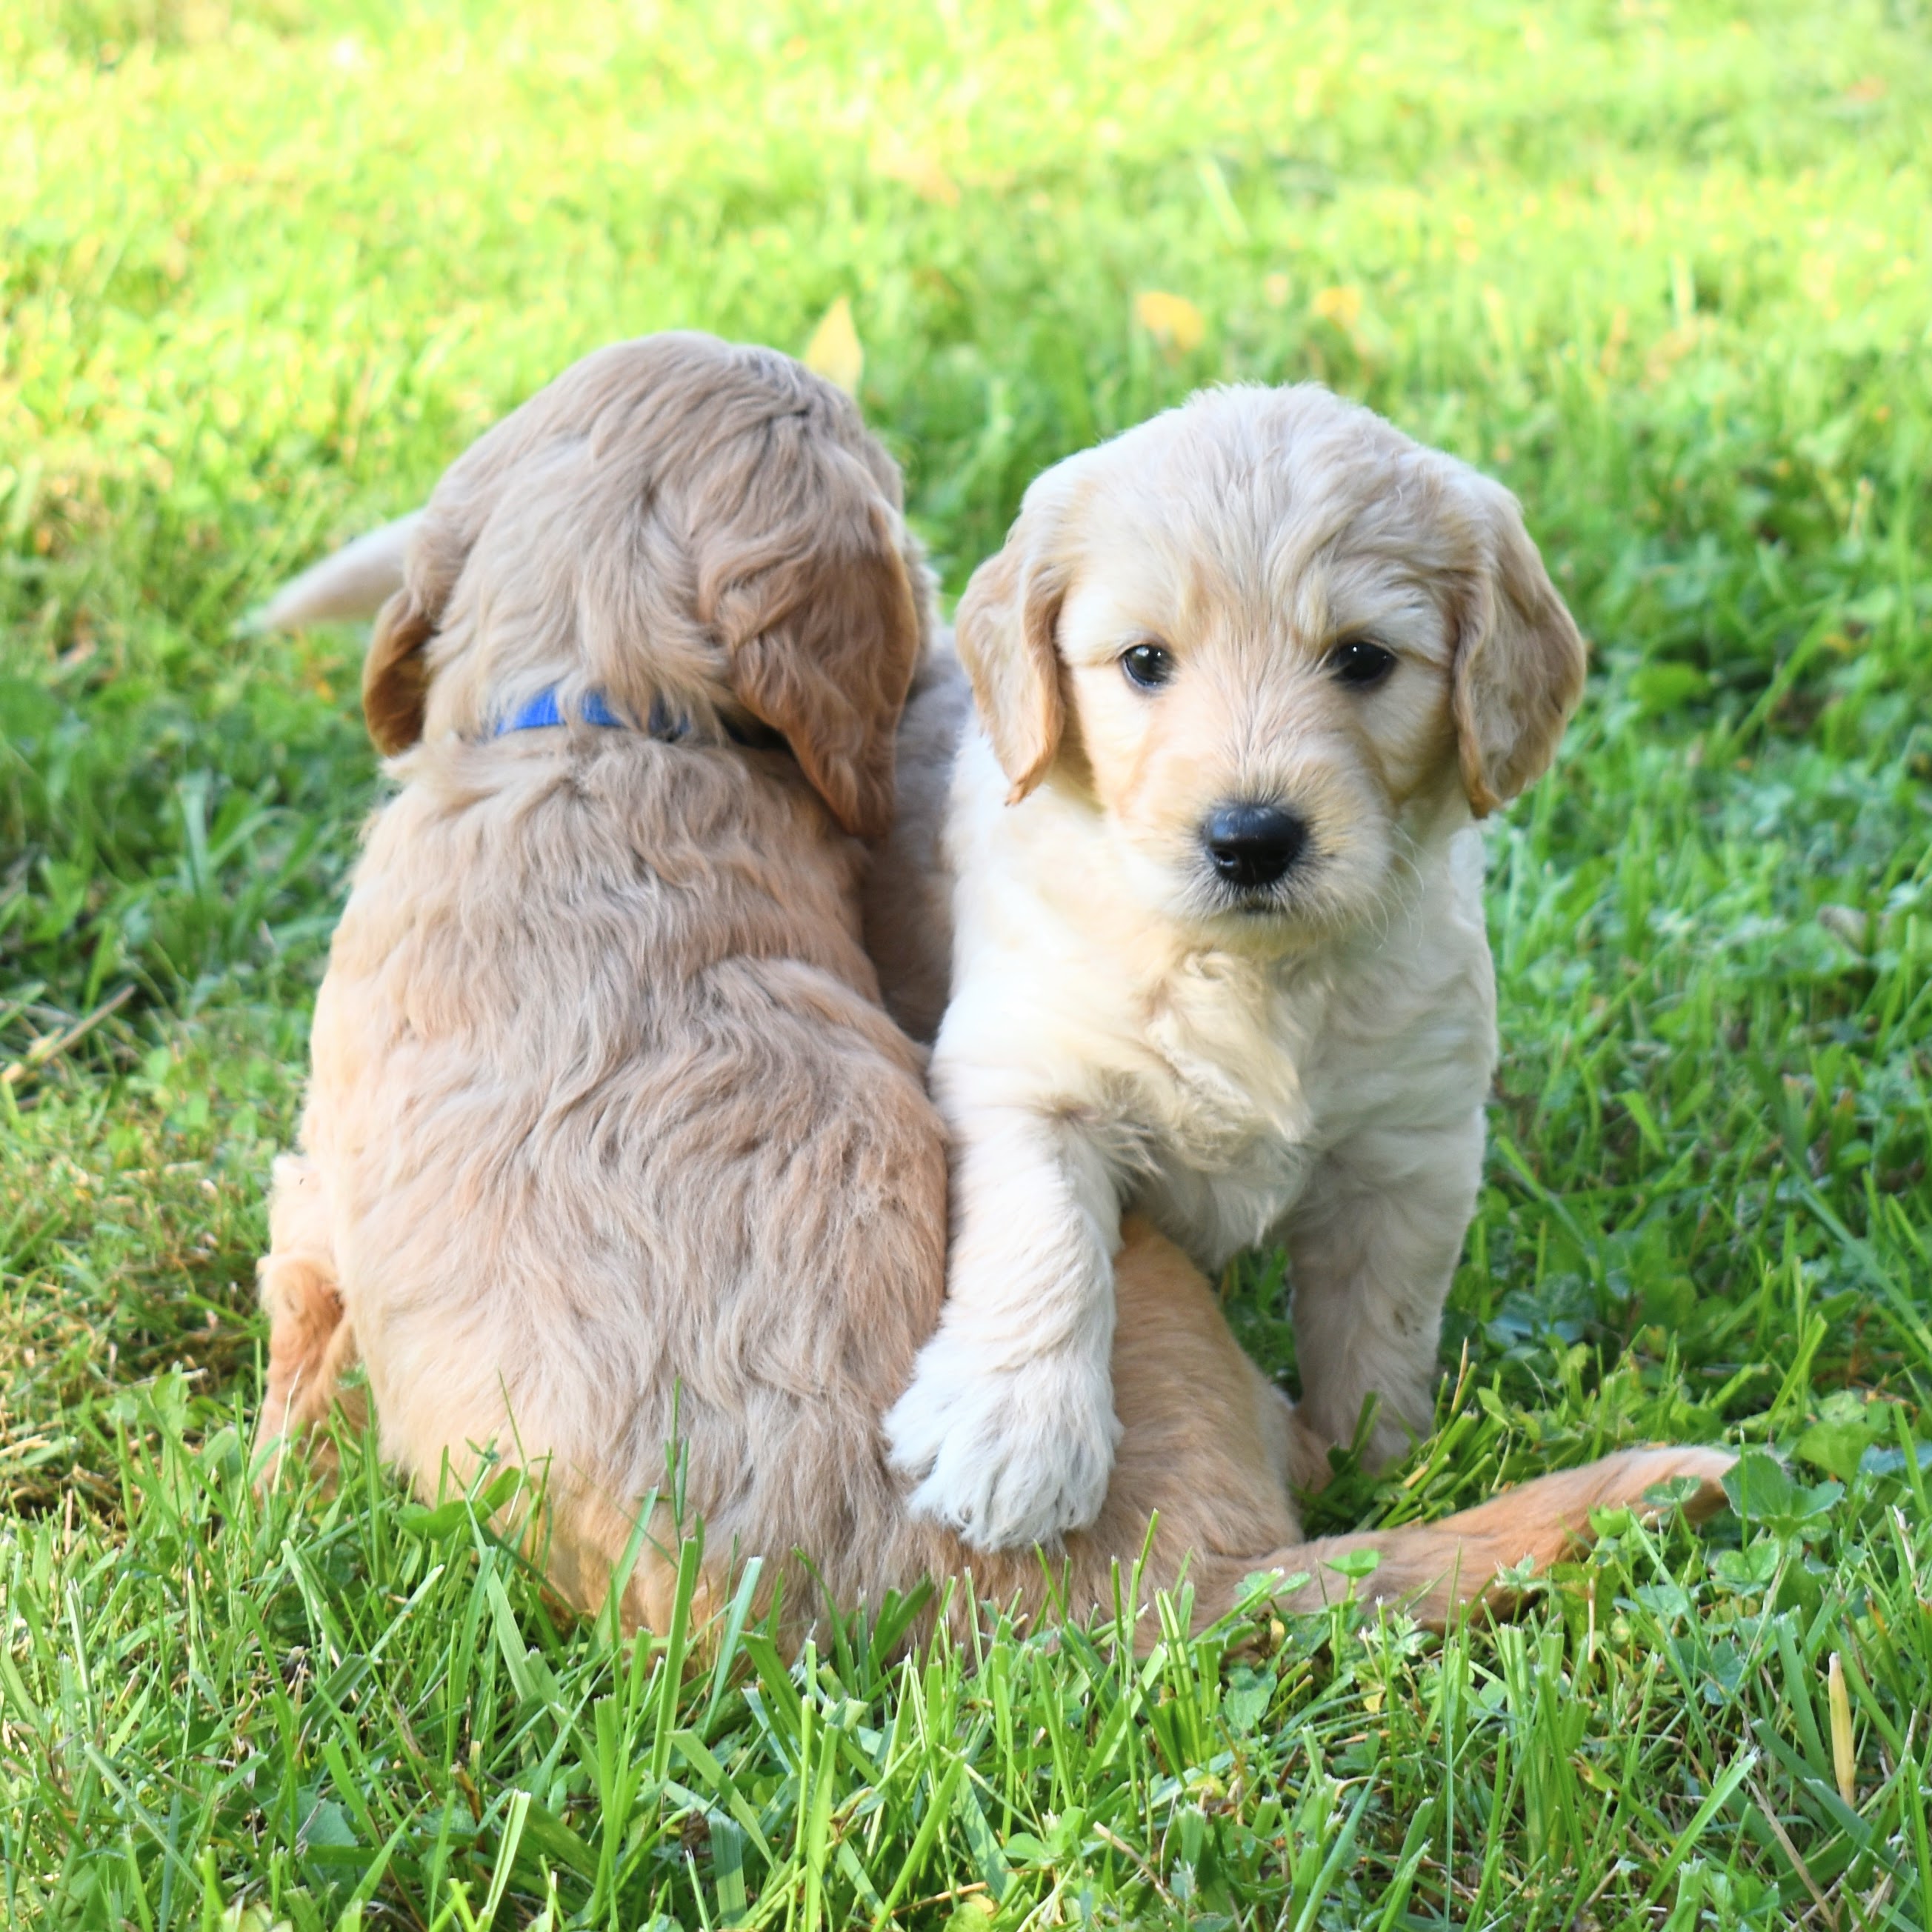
[882,384,1588,1552]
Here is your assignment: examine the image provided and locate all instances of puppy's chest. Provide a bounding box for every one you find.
[1119,967,1337,1262]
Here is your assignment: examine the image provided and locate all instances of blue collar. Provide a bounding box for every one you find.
[493,687,774,747]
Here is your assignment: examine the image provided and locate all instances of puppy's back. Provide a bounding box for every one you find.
[281,331,955,1633]
[318,729,952,1618]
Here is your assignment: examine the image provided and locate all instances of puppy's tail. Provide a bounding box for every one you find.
[243,511,423,633]
[1200,1443,1736,1633]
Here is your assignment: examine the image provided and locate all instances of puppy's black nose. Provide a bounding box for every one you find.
[1203,804,1307,890]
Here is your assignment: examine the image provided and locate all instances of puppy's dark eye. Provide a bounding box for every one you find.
[1329,639,1396,688]
[1121,642,1176,690]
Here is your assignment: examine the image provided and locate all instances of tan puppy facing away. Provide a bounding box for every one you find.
[259,342,1730,1643]
[884,386,1591,1552]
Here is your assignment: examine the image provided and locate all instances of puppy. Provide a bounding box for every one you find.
[259,344,1728,1643]
[258,332,950,1620]
[883,384,1588,1552]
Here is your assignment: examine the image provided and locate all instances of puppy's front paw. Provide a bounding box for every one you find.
[884,1333,1121,1551]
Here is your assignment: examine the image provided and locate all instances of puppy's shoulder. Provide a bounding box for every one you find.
[862,638,973,1045]
[1302,830,1498,1127]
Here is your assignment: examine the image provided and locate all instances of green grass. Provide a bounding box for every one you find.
[4,0,1931,1924]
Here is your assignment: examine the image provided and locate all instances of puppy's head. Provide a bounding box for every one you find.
[956,384,1585,942]
[364,332,932,839]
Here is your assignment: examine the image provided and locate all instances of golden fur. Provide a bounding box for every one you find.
[883,387,1600,1549]
[261,339,1730,1643]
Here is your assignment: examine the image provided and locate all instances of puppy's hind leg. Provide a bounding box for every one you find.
[256,1155,362,1473]
[1193,1444,1736,1633]
[1059,1225,1733,1644]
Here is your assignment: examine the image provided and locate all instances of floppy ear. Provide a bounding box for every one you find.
[360,510,477,755]
[728,508,922,841]
[953,500,1068,803]
[1451,487,1588,816]
[362,582,437,755]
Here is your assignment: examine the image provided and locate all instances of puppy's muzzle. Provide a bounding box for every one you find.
[1202,803,1308,892]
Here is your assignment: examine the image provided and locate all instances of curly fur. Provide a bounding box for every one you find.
[260,342,1729,1644]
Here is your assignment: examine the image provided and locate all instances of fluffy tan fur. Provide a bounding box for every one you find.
[261,339,1730,1645]
[883,387,1604,1550]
